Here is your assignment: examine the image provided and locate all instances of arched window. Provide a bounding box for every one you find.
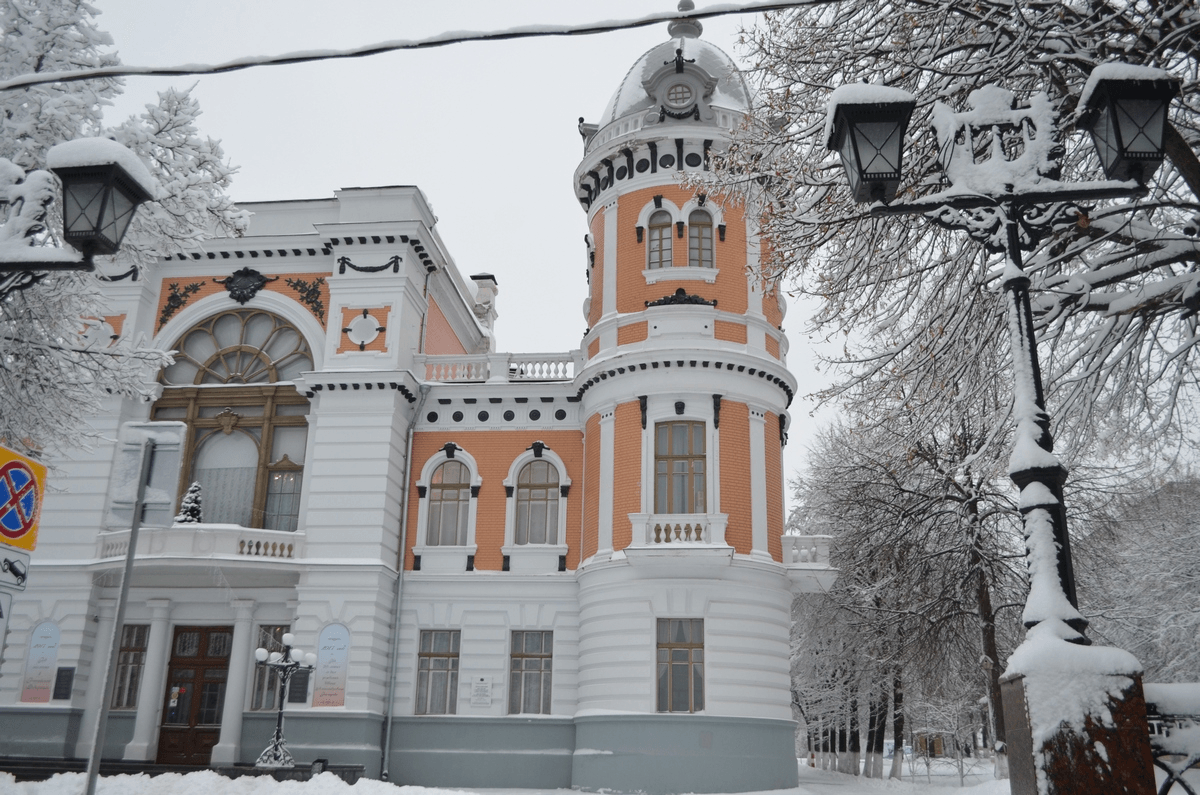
[688,210,714,268]
[151,309,312,530]
[647,210,673,269]
[427,461,471,546]
[515,460,560,545]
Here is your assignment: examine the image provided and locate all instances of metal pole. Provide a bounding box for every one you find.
[85,439,155,795]
[1000,210,1086,636]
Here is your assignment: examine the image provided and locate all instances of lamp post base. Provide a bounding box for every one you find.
[255,732,296,769]
[1001,671,1155,795]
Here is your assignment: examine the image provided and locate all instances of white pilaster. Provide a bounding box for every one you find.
[602,202,619,319]
[749,407,769,558]
[211,599,256,765]
[74,599,116,759]
[598,407,616,557]
[124,599,172,760]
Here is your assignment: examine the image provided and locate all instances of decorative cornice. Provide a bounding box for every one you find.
[305,381,417,403]
[576,358,794,407]
[645,287,717,308]
[337,255,402,274]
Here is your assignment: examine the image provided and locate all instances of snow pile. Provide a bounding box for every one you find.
[0,770,443,795]
[1078,62,1177,114]
[46,137,158,197]
[1145,683,1200,717]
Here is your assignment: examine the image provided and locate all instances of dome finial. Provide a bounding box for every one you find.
[668,0,703,39]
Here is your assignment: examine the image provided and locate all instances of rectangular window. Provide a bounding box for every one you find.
[657,618,704,713]
[654,421,706,514]
[111,624,149,708]
[509,630,552,714]
[688,221,713,268]
[251,625,289,710]
[416,630,460,715]
[263,469,302,532]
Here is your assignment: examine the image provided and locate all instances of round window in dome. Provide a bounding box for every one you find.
[666,83,694,108]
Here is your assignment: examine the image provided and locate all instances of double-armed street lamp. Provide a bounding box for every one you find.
[826,64,1179,794]
[1,137,153,299]
[254,632,317,769]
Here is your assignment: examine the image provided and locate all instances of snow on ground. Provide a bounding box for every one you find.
[0,764,1013,795]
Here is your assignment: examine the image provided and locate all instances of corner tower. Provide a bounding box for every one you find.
[570,6,823,793]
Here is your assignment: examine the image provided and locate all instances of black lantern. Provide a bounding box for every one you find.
[828,98,915,204]
[49,161,153,258]
[1078,71,1179,184]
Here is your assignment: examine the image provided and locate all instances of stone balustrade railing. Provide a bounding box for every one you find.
[416,352,577,383]
[629,513,728,547]
[782,534,832,566]
[96,524,303,562]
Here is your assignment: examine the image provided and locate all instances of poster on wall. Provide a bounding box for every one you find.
[312,623,350,707]
[20,621,59,702]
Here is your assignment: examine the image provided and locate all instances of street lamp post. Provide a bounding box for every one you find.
[828,65,1179,795]
[253,633,316,769]
[0,137,153,298]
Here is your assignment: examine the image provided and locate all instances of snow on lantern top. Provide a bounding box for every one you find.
[47,138,156,197]
[825,84,916,204]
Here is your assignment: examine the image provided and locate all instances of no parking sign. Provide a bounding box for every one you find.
[0,445,46,552]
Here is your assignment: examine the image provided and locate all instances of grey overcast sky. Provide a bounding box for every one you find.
[95,1,833,506]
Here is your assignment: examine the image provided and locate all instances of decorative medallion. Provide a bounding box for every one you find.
[214,407,240,434]
[214,267,277,305]
[159,281,205,329]
[285,276,326,322]
[645,287,718,308]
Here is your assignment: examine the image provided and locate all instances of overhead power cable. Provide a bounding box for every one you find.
[0,1,822,93]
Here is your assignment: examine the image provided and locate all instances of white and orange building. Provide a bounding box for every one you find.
[0,13,834,793]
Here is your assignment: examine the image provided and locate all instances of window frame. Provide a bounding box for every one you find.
[687,209,714,268]
[413,446,482,569]
[110,624,149,709]
[656,618,704,713]
[508,630,553,715]
[415,629,461,715]
[654,420,707,515]
[502,447,571,546]
[646,209,674,270]
[152,309,313,531]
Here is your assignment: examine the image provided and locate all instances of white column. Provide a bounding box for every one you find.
[210,599,256,765]
[749,407,770,558]
[598,407,616,556]
[602,201,618,319]
[124,599,172,760]
[74,599,116,759]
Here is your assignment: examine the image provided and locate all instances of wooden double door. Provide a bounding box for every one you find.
[156,626,232,765]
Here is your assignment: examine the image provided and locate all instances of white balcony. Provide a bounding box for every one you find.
[782,534,837,593]
[624,513,733,567]
[416,352,578,383]
[96,524,304,563]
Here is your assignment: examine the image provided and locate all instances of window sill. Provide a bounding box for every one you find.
[501,544,568,573]
[643,266,718,284]
[412,544,477,573]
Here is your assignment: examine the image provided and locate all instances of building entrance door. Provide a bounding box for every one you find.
[155,625,233,765]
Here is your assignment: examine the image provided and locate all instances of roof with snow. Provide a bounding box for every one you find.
[599,35,751,125]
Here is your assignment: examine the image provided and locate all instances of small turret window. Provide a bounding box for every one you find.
[666,84,693,108]
[688,210,714,268]
[648,210,673,269]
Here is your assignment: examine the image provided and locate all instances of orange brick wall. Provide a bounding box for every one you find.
[617,321,648,346]
[765,334,780,359]
[611,401,642,551]
[582,413,601,561]
[615,185,748,316]
[336,306,389,353]
[714,319,747,344]
[765,411,784,562]
[155,271,331,333]
[103,314,125,338]
[424,295,468,355]
[404,429,584,571]
[587,338,600,359]
[719,401,752,555]
[588,213,604,329]
[762,281,784,329]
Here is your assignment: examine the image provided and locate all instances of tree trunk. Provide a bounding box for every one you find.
[889,672,905,779]
[870,683,886,777]
[864,693,879,778]
[847,693,861,775]
[968,500,1008,779]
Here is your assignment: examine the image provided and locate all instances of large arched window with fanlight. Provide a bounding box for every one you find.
[151,309,313,530]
